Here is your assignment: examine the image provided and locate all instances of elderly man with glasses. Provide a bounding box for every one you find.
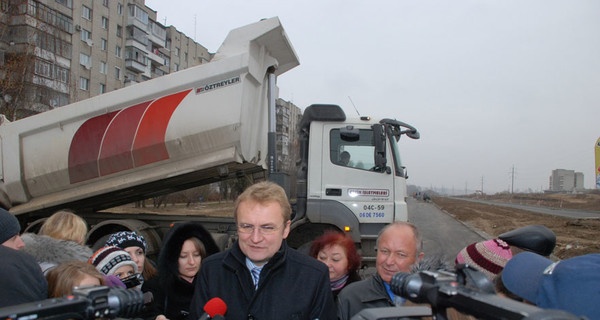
[189,181,336,320]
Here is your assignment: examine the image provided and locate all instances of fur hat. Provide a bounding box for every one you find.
[0,208,21,244]
[106,231,147,253]
[455,238,512,281]
[89,246,138,276]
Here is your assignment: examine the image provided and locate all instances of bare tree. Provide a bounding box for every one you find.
[0,2,40,120]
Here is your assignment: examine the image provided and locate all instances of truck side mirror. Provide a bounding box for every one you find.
[373,124,387,170]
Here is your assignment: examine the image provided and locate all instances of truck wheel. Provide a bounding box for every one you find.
[87,219,161,259]
[23,218,48,234]
[211,233,231,251]
[297,241,314,255]
[91,234,112,252]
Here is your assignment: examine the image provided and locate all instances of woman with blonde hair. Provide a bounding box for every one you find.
[39,210,88,245]
[22,210,93,274]
[46,260,105,298]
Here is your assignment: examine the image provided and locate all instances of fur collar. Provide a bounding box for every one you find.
[21,233,93,265]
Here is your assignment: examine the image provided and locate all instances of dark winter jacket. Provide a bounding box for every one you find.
[337,273,394,320]
[0,245,48,307]
[143,222,219,320]
[143,273,196,320]
[337,255,472,320]
[189,240,337,320]
[332,271,362,302]
[21,233,93,274]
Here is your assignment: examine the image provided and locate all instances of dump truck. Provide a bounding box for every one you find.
[0,17,419,264]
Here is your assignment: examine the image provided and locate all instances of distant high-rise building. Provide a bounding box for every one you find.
[275,98,302,196]
[0,0,211,120]
[549,169,584,192]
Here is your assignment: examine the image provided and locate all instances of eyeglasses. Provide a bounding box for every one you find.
[237,223,282,235]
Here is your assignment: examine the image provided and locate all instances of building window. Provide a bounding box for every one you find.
[174,47,179,56]
[116,25,122,37]
[34,59,52,78]
[100,61,107,74]
[56,0,72,9]
[82,5,92,20]
[81,29,91,42]
[79,77,89,90]
[79,53,91,68]
[174,63,179,71]
[58,67,69,83]
[184,52,188,61]
[117,3,123,15]
[115,67,121,80]
[115,45,121,58]
[101,38,107,51]
[128,5,149,25]
[103,0,108,7]
[101,16,108,29]
[126,72,136,82]
[100,83,106,93]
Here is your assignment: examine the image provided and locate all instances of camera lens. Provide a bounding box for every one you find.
[106,288,144,318]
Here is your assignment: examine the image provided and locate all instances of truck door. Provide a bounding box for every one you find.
[319,123,398,225]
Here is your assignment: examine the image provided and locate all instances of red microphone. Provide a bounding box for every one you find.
[199,297,227,319]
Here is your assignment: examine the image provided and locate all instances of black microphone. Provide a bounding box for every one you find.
[197,297,227,320]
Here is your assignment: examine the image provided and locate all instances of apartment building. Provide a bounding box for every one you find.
[0,0,211,119]
[549,169,584,192]
[275,98,302,196]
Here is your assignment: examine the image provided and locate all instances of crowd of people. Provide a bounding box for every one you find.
[1,181,598,320]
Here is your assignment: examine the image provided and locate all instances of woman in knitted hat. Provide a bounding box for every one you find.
[455,237,527,301]
[89,246,139,281]
[455,238,514,283]
[106,231,158,282]
[455,224,557,298]
[144,221,219,320]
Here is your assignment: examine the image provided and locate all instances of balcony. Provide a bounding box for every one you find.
[148,32,165,46]
[147,50,165,66]
[125,59,145,73]
[127,16,148,34]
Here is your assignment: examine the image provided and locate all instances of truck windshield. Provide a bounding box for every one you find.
[330,129,376,170]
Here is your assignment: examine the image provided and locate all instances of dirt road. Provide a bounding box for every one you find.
[431,197,600,259]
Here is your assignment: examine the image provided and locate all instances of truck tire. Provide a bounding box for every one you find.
[210,232,231,251]
[87,219,161,259]
[23,218,48,234]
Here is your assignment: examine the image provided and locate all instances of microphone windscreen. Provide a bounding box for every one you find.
[203,297,227,317]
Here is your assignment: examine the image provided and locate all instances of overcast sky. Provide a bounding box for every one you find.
[145,0,600,194]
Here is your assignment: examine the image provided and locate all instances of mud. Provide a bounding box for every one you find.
[432,197,600,259]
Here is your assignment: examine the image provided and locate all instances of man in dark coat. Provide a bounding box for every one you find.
[0,245,48,307]
[0,208,25,250]
[189,181,336,320]
[337,222,425,320]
